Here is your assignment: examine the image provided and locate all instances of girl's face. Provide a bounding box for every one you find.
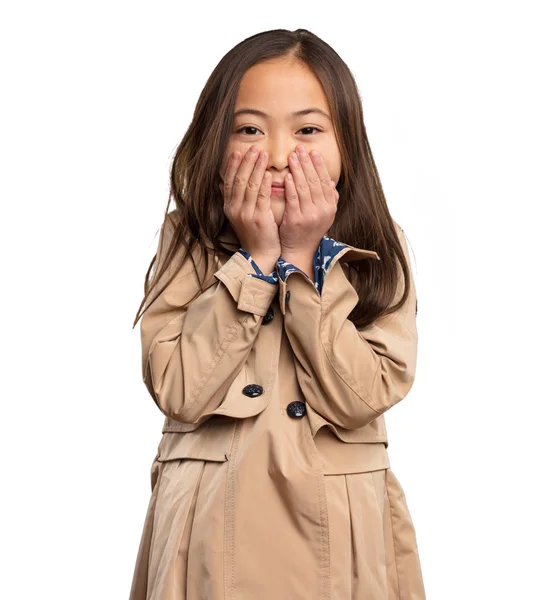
[219,57,341,227]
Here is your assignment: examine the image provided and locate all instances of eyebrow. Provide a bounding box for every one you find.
[233,108,332,121]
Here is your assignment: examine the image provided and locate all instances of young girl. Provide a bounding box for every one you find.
[129,28,426,600]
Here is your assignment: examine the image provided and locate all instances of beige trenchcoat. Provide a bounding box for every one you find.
[129,210,426,600]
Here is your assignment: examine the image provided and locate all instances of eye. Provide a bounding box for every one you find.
[234,126,323,135]
[298,127,322,135]
[236,126,262,135]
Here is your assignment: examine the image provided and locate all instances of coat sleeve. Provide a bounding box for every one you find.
[140,212,278,425]
[278,223,418,430]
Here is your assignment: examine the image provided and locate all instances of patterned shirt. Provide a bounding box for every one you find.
[238,236,349,295]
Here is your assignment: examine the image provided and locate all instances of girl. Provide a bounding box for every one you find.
[129,28,426,600]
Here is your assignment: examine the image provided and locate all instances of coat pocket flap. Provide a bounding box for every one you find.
[313,426,390,475]
[305,402,389,446]
[156,416,238,463]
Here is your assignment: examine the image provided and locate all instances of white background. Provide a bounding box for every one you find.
[1,1,556,598]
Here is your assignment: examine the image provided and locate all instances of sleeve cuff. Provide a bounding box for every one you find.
[214,251,278,316]
[238,248,279,285]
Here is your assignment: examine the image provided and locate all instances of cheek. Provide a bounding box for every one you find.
[323,157,341,182]
[317,145,342,182]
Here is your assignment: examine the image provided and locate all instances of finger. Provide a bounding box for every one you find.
[329,180,339,208]
[296,145,323,207]
[289,149,313,213]
[283,172,301,217]
[222,150,241,211]
[244,149,268,218]
[230,145,261,214]
[309,150,337,206]
[330,180,339,202]
[257,167,272,215]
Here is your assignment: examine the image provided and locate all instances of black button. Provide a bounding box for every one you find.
[242,384,264,397]
[286,401,306,418]
[285,290,291,305]
[262,306,274,325]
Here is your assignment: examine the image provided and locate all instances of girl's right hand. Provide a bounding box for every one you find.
[220,145,282,268]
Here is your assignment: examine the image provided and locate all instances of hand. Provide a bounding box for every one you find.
[220,145,282,265]
[279,144,339,257]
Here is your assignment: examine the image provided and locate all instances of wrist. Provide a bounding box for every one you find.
[280,248,315,265]
[280,252,315,282]
[248,252,280,275]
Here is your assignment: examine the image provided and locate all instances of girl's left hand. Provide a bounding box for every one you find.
[279,144,339,255]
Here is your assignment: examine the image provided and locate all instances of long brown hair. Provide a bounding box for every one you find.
[132,28,414,330]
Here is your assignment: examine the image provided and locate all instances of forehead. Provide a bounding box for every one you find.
[235,59,329,117]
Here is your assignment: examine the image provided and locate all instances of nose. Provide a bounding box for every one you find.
[260,136,294,173]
